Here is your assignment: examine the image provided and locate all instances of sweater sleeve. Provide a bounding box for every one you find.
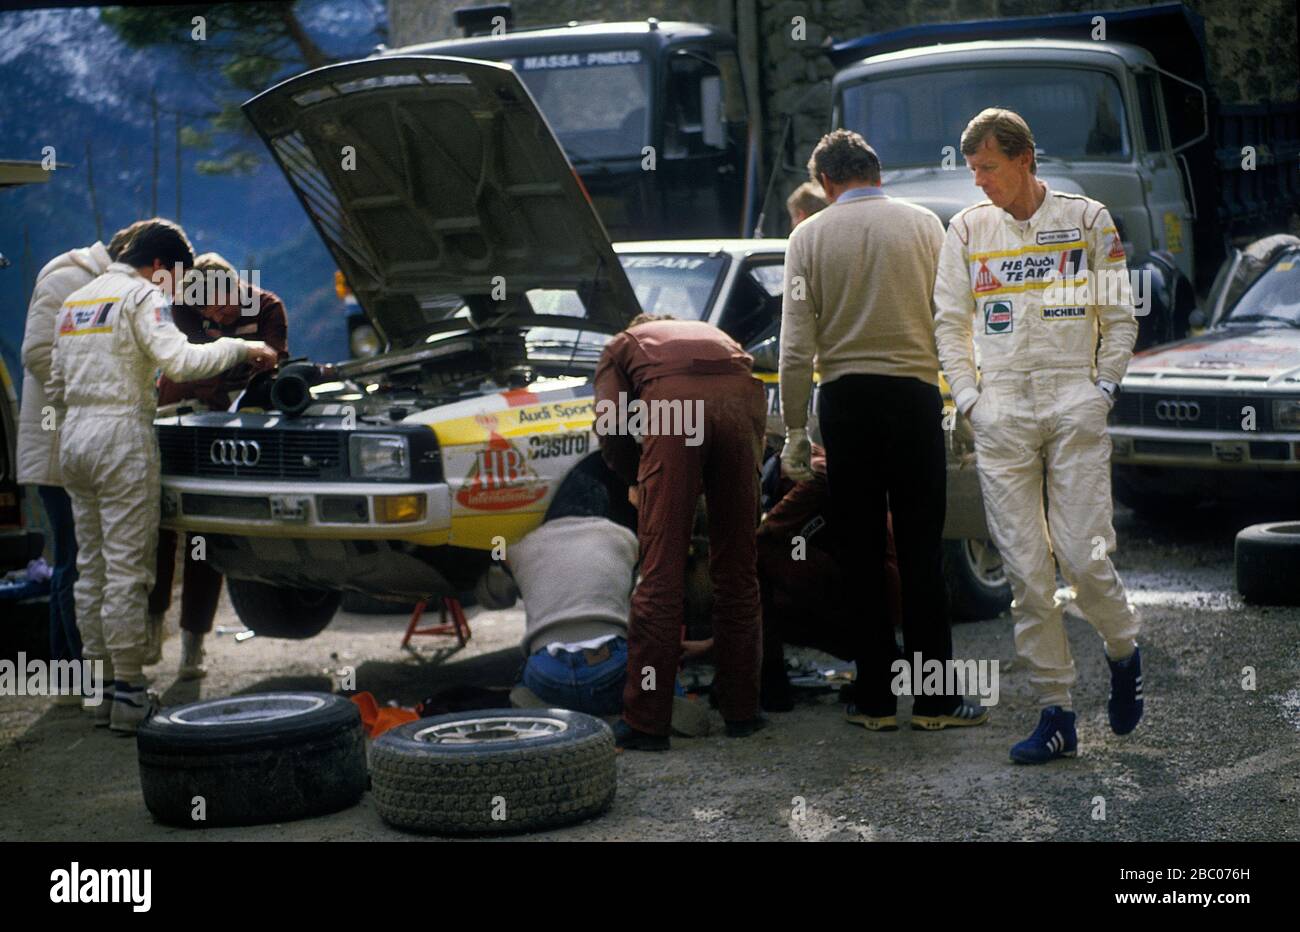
[778,230,817,431]
[933,220,979,405]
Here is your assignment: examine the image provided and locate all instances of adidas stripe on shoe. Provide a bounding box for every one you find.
[1107,645,1144,736]
[1009,705,1078,764]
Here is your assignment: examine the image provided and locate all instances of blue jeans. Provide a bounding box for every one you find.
[37,485,81,662]
[522,638,628,716]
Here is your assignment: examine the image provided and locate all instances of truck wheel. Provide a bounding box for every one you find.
[137,692,367,827]
[943,538,1012,621]
[371,708,616,835]
[1235,522,1300,605]
[226,578,340,638]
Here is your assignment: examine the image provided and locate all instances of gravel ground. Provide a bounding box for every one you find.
[1,503,1297,841]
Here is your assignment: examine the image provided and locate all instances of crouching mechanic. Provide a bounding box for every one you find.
[48,220,278,733]
[933,109,1144,764]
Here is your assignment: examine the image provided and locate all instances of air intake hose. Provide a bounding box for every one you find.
[270,361,337,417]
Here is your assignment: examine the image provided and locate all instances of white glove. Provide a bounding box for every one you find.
[780,427,814,482]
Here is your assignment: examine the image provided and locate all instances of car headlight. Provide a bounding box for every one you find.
[348,435,409,479]
[350,323,382,358]
[1273,400,1300,431]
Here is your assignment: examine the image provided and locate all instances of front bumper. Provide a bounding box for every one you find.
[160,476,453,539]
[1108,426,1300,470]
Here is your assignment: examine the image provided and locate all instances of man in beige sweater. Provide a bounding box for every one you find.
[779,129,987,732]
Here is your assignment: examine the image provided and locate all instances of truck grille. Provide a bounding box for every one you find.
[157,425,346,481]
[1111,392,1275,432]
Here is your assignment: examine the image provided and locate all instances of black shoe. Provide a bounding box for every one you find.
[613,719,670,751]
[725,715,769,738]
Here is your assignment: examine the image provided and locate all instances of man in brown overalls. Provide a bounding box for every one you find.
[594,315,767,750]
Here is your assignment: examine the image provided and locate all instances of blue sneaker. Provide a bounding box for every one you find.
[1009,706,1077,764]
[1107,646,1144,736]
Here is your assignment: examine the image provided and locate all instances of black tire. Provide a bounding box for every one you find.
[340,590,418,615]
[226,578,340,638]
[943,538,1012,621]
[371,708,616,835]
[137,692,367,827]
[1235,522,1300,606]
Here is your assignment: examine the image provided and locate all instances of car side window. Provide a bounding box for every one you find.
[717,259,784,350]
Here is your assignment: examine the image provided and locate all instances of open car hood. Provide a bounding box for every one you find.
[243,56,640,349]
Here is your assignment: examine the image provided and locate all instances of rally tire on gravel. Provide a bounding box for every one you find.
[137,692,368,827]
[370,708,616,835]
[1235,522,1300,605]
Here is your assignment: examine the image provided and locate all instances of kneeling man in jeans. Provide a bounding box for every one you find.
[508,514,638,714]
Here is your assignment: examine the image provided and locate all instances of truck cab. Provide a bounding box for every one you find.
[832,38,1197,284]
[387,16,757,241]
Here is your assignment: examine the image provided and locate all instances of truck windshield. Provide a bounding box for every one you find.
[1224,251,1300,327]
[618,254,727,320]
[840,67,1130,168]
[504,50,650,160]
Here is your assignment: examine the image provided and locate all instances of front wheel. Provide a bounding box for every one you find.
[943,538,1012,621]
[226,578,341,638]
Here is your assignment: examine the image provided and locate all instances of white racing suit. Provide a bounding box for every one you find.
[47,262,253,683]
[934,188,1140,708]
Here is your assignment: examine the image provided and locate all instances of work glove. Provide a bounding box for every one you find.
[780,427,814,482]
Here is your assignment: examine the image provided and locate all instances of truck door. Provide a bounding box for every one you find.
[1135,71,1196,281]
[660,46,749,237]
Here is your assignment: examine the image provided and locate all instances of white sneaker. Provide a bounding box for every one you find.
[179,631,207,681]
[143,612,165,666]
[109,680,156,735]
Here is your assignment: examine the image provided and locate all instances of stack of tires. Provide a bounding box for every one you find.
[137,696,616,835]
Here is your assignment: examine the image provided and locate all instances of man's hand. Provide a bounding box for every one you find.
[781,427,814,482]
[244,341,278,372]
[627,485,639,509]
[1096,379,1118,409]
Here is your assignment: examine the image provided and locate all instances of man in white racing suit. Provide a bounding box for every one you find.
[48,220,278,733]
[933,109,1145,764]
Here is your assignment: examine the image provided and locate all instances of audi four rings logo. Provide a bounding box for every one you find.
[1155,400,1202,422]
[210,439,262,466]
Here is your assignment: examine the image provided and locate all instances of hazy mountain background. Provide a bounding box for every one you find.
[0,2,388,383]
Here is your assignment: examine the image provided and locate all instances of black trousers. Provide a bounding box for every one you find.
[817,373,955,716]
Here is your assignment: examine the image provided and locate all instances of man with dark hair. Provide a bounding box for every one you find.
[594,315,767,749]
[934,107,1142,764]
[17,222,145,705]
[780,128,987,732]
[48,219,279,733]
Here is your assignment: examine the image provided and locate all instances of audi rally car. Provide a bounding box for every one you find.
[155,54,1007,638]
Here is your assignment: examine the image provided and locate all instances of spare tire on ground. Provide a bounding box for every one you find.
[137,692,368,827]
[371,708,616,835]
[1235,522,1300,606]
